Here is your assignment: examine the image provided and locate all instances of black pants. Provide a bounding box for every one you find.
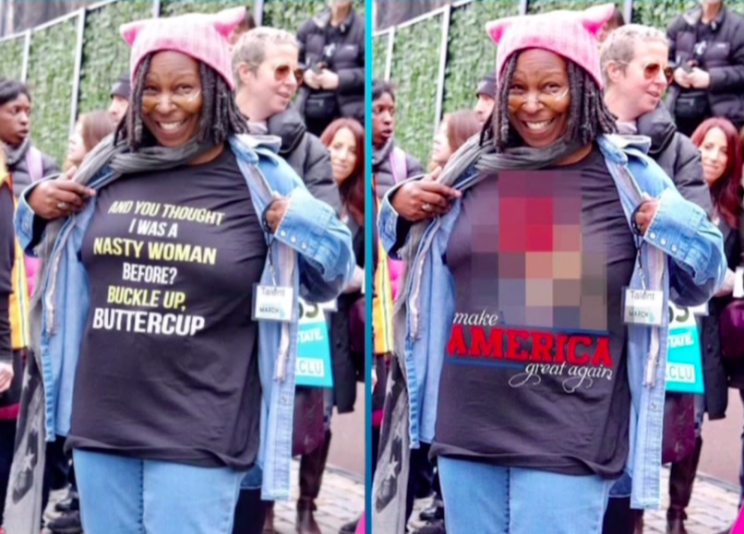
[371,425,381,477]
[232,489,264,534]
[405,442,433,522]
[0,419,16,524]
[602,497,635,534]
[299,430,332,507]
[42,435,70,519]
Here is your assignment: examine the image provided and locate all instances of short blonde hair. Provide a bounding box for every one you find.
[232,27,299,86]
[600,24,669,87]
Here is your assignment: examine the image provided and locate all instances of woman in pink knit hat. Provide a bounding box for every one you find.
[4,7,355,534]
[373,4,727,534]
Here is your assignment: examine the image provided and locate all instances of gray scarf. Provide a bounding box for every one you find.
[3,134,212,534]
[3,137,30,167]
[372,133,586,534]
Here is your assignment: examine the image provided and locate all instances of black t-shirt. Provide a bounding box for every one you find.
[431,146,636,477]
[68,146,267,470]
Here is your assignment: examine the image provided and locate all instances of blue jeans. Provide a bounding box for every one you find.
[438,456,616,534]
[73,449,244,534]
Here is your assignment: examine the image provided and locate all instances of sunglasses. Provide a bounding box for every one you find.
[272,64,304,84]
[619,60,673,85]
[644,61,674,84]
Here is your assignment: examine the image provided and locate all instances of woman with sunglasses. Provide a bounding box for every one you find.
[671,117,744,534]
[234,27,340,214]
[373,5,726,534]
[6,8,354,534]
[232,25,344,534]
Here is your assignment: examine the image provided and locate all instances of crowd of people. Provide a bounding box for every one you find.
[371,1,744,534]
[0,2,364,534]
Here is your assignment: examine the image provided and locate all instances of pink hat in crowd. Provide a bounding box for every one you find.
[486,3,615,90]
[119,6,245,91]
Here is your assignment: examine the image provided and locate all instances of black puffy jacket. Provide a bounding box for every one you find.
[667,5,744,127]
[296,7,365,127]
[636,104,712,216]
[266,104,341,214]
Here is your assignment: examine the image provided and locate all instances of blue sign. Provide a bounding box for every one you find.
[295,299,334,388]
[666,304,704,394]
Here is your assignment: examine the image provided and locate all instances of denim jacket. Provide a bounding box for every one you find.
[377,135,726,510]
[14,135,355,501]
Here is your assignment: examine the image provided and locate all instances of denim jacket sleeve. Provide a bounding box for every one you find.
[378,178,423,260]
[643,186,727,306]
[14,183,45,255]
[260,152,355,303]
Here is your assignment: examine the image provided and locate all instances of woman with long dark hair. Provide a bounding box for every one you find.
[666,117,744,534]
[281,117,367,534]
[7,8,354,534]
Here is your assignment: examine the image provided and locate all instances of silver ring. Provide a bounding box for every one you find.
[422,203,433,212]
[57,202,69,210]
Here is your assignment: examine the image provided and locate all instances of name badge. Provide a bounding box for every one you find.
[623,288,664,326]
[253,284,294,322]
[734,267,744,299]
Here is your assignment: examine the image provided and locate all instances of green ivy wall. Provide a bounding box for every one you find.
[389,13,444,167]
[78,0,154,114]
[0,36,25,81]
[372,31,389,83]
[527,0,604,14]
[26,18,78,166]
[161,0,250,17]
[443,0,518,115]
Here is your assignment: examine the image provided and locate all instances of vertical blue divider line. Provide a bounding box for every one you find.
[364,1,373,532]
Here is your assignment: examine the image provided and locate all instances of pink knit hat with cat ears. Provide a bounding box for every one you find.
[486,3,615,90]
[120,6,245,91]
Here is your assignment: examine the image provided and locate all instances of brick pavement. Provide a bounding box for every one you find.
[272,461,364,534]
[408,467,740,534]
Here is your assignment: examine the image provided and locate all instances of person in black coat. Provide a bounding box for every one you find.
[296,1,365,137]
[234,26,341,214]
[667,1,744,137]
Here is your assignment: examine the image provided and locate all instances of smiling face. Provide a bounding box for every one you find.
[506,49,571,148]
[700,127,729,185]
[140,51,203,148]
[329,127,358,183]
[0,93,31,148]
[609,40,669,119]
[239,43,299,121]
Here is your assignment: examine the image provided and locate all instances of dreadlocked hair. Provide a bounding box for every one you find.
[485,55,617,152]
[115,53,248,151]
